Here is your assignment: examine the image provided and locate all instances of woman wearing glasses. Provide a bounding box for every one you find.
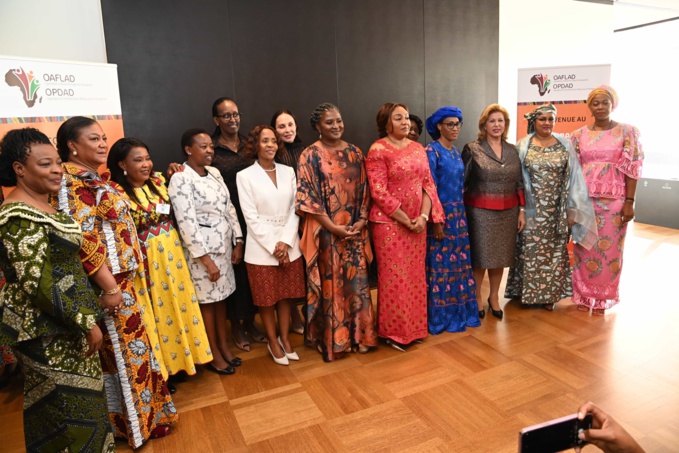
[462,104,525,320]
[423,106,480,333]
[505,104,597,310]
[367,102,444,351]
[210,97,267,352]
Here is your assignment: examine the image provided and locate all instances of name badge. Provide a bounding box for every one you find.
[156,203,171,215]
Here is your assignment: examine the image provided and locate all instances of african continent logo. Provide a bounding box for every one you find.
[5,67,42,107]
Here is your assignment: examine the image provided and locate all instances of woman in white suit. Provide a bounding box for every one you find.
[168,128,244,375]
[237,126,305,366]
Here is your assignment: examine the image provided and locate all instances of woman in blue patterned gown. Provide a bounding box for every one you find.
[424,106,480,333]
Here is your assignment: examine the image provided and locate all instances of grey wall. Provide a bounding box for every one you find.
[102,0,498,171]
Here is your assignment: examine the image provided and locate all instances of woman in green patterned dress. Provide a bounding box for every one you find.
[505,104,597,310]
[0,128,114,452]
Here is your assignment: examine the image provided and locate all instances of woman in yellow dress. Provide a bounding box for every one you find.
[107,138,214,387]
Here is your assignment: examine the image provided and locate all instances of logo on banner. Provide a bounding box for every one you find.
[5,67,42,107]
[530,73,551,97]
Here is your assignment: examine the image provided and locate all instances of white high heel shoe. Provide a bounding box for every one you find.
[267,342,289,366]
[278,336,299,361]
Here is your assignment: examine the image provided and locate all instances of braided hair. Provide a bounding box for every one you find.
[309,103,339,132]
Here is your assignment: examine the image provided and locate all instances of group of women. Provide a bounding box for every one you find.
[0,85,642,451]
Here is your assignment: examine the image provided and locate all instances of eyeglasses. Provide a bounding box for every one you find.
[442,121,462,129]
[216,112,241,120]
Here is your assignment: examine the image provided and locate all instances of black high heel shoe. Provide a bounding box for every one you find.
[478,307,486,319]
[488,297,503,320]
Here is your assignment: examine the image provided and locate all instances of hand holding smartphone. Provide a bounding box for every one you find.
[519,412,593,453]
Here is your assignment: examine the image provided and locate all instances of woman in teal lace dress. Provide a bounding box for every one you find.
[0,128,114,452]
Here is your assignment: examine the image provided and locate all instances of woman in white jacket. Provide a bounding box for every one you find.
[237,126,305,366]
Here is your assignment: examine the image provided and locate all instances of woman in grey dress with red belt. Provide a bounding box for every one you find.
[462,104,525,320]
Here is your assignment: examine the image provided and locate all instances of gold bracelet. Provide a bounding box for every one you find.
[100,286,120,297]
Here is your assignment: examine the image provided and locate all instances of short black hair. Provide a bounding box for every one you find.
[181,128,209,156]
[410,114,424,136]
[0,127,51,187]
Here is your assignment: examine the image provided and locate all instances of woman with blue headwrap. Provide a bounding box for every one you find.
[505,104,597,310]
[423,106,480,333]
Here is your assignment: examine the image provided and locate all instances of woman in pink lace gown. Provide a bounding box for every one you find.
[570,86,643,315]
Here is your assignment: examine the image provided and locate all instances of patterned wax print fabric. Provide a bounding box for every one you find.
[505,139,572,305]
[296,143,377,361]
[366,139,444,344]
[0,267,17,368]
[118,173,212,378]
[425,141,480,334]
[570,124,643,310]
[168,165,242,304]
[53,164,178,449]
[0,203,114,453]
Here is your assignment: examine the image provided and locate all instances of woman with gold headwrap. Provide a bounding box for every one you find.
[505,104,597,310]
[570,86,643,316]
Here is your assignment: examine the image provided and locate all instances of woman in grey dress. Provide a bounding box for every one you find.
[462,104,525,320]
[168,128,244,375]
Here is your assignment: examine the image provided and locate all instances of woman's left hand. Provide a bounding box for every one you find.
[84,325,103,357]
[621,201,635,224]
[232,242,244,264]
[518,210,526,233]
[347,219,367,234]
[432,223,444,240]
[274,241,290,264]
[411,216,427,234]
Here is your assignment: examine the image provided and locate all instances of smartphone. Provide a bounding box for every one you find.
[519,412,593,453]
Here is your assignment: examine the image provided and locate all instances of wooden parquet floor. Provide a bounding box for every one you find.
[1,222,678,452]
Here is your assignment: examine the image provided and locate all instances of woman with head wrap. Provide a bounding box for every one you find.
[423,106,480,332]
[504,104,597,310]
[296,103,377,361]
[462,104,525,320]
[570,86,643,316]
[366,102,444,351]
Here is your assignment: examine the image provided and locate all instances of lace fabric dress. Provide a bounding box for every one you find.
[425,141,479,333]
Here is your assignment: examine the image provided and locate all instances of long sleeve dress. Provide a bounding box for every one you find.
[113,173,213,379]
[0,203,115,453]
[366,139,444,344]
[570,124,643,310]
[210,137,257,321]
[168,165,243,304]
[54,163,177,449]
[505,134,597,307]
[425,141,479,333]
[296,143,377,361]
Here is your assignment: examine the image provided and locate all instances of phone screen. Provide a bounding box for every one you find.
[519,413,593,453]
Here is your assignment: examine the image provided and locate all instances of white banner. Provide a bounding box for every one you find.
[517,64,611,103]
[0,55,122,117]
[516,64,611,140]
